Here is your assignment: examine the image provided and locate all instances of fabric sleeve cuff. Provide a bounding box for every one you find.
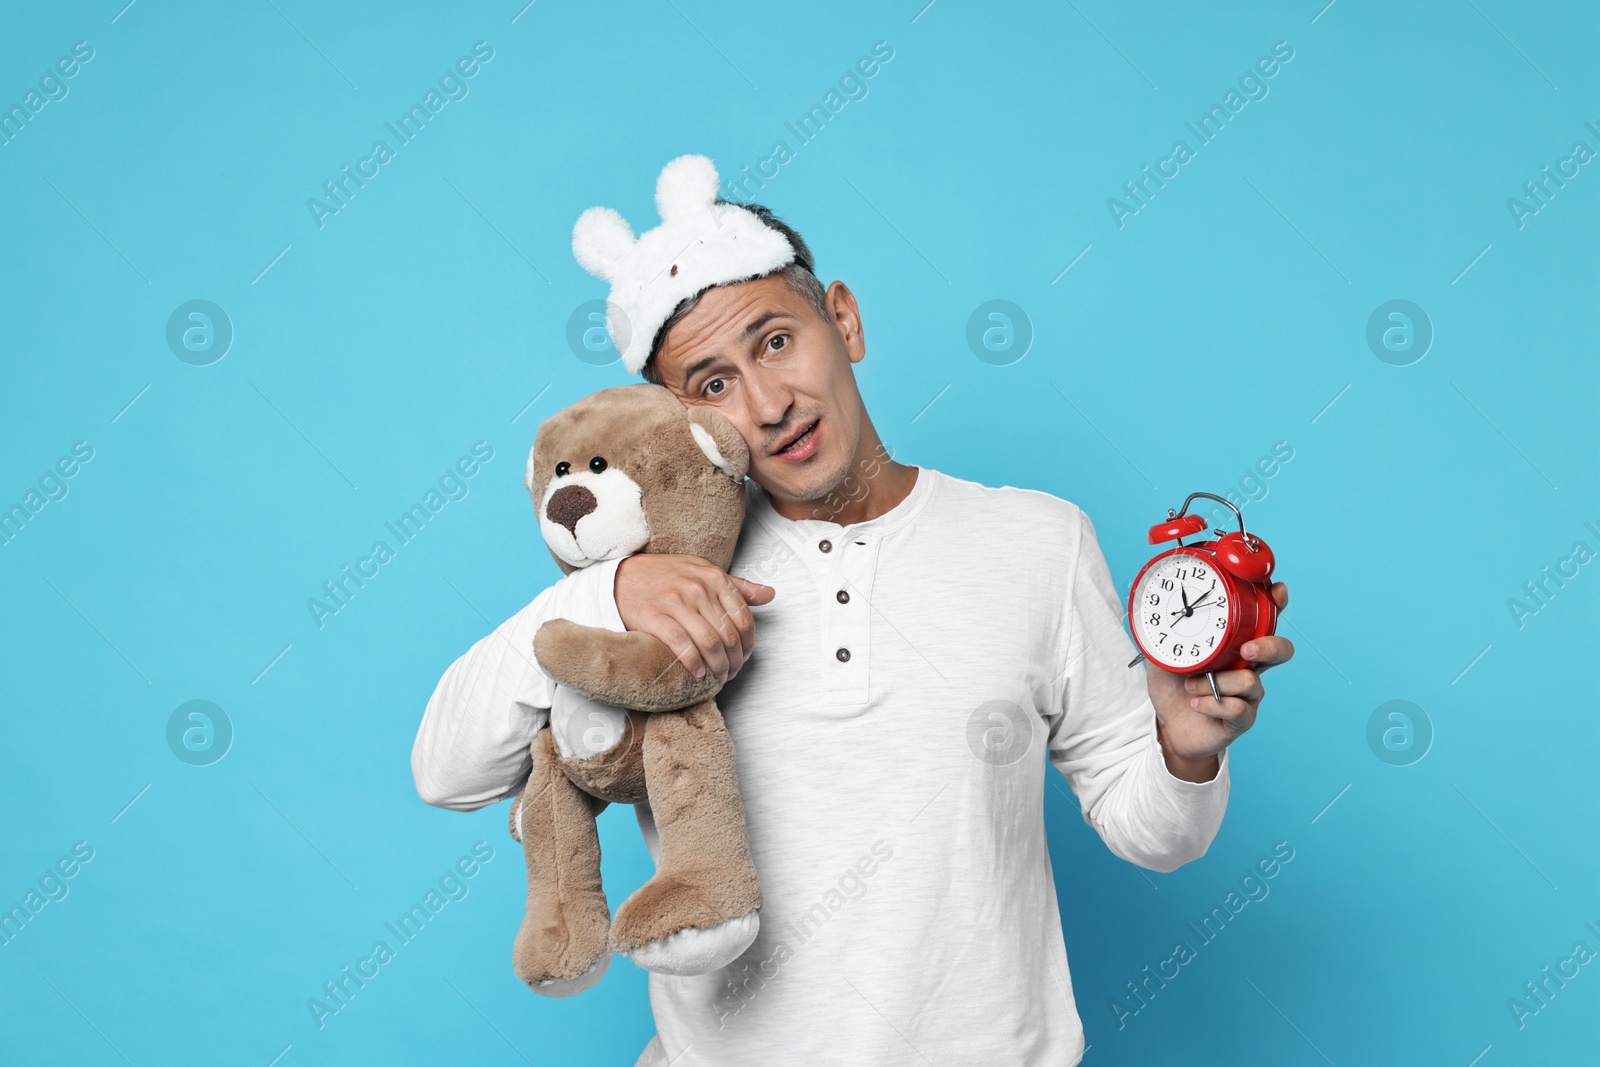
[1151,723,1231,794]
[582,556,627,633]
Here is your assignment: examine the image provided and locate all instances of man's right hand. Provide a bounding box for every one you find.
[614,554,776,685]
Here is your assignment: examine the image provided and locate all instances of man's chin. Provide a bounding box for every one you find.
[753,449,855,506]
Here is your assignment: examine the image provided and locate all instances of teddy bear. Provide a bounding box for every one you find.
[508,383,763,997]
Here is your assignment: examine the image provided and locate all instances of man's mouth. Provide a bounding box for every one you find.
[772,419,821,461]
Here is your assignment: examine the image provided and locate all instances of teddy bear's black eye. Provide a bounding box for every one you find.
[589,456,607,474]
[555,461,570,477]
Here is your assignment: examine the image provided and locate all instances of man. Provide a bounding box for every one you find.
[411,155,1293,1065]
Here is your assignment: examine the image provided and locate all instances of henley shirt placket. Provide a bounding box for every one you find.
[800,525,880,709]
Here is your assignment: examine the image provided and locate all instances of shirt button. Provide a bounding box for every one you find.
[836,589,850,604]
[835,647,851,662]
[819,539,833,553]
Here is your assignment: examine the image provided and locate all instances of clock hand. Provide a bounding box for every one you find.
[1187,580,1219,612]
[1171,580,1220,621]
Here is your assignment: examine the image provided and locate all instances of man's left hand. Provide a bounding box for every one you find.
[1145,582,1295,782]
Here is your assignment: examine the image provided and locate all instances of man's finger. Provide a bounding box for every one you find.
[1186,670,1263,704]
[655,620,705,679]
[1270,581,1289,611]
[713,579,757,660]
[679,609,733,683]
[699,582,747,653]
[730,576,776,605]
[1189,693,1256,726]
[693,581,750,678]
[1240,635,1294,671]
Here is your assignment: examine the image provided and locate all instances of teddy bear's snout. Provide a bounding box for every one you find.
[547,484,598,536]
[536,461,651,567]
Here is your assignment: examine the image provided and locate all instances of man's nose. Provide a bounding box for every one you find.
[745,369,794,432]
[546,484,597,535]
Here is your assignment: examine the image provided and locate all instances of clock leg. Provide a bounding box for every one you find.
[1206,671,1221,702]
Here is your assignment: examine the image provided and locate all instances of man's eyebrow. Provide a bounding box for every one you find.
[740,311,784,341]
[680,353,721,388]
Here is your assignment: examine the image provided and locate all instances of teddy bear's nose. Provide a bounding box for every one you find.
[546,484,598,537]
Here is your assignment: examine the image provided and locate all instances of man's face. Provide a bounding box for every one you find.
[650,273,866,504]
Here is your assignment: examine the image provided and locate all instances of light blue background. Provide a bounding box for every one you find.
[2,1,1596,1064]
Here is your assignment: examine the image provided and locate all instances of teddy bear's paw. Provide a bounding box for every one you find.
[526,950,612,998]
[618,910,760,977]
[514,893,612,994]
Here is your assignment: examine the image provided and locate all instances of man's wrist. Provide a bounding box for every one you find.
[1157,721,1222,783]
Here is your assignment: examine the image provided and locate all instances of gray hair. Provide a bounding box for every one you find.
[640,201,829,386]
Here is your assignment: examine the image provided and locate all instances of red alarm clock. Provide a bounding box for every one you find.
[1126,492,1278,701]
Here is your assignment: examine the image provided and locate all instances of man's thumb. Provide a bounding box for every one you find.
[731,576,776,604]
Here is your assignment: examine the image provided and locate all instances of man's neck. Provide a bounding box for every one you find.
[764,422,918,526]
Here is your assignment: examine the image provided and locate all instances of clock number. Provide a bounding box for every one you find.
[1216,595,1226,607]
[1207,636,1216,647]
[1146,593,1159,606]
[1148,613,1160,626]
[1215,618,1226,629]
[1176,568,1187,580]
[1158,632,1168,643]
[1194,566,1206,579]
[1190,644,1200,657]
[1160,579,1173,591]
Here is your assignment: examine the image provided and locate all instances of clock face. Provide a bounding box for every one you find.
[1132,553,1232,670]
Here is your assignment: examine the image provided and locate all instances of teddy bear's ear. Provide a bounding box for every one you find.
[572,206,636,283]
[523,442,540,498]
[685,407,749,482]
[655,154,720,222]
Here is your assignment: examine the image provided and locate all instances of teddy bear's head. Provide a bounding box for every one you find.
[525,384,749,575]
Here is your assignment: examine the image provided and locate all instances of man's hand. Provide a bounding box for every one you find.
[615,554,776,684]
[1145,582,1294,782]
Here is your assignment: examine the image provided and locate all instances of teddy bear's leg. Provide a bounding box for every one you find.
[510,728,613,997]
[610,700,762,976]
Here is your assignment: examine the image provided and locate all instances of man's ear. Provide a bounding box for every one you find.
[825,280,865,364]
[685,408,750,481]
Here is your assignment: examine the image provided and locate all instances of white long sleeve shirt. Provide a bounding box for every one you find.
[411,467,1229,1066]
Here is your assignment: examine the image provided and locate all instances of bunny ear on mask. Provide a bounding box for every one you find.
[569,154,796,375]
[655,154,720,221]
[572,207,636,284]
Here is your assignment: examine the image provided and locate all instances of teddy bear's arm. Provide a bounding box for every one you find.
[534,619,722,712]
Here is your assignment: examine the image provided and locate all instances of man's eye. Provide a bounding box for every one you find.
[768,333,788,352]
[705,378,726,396]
